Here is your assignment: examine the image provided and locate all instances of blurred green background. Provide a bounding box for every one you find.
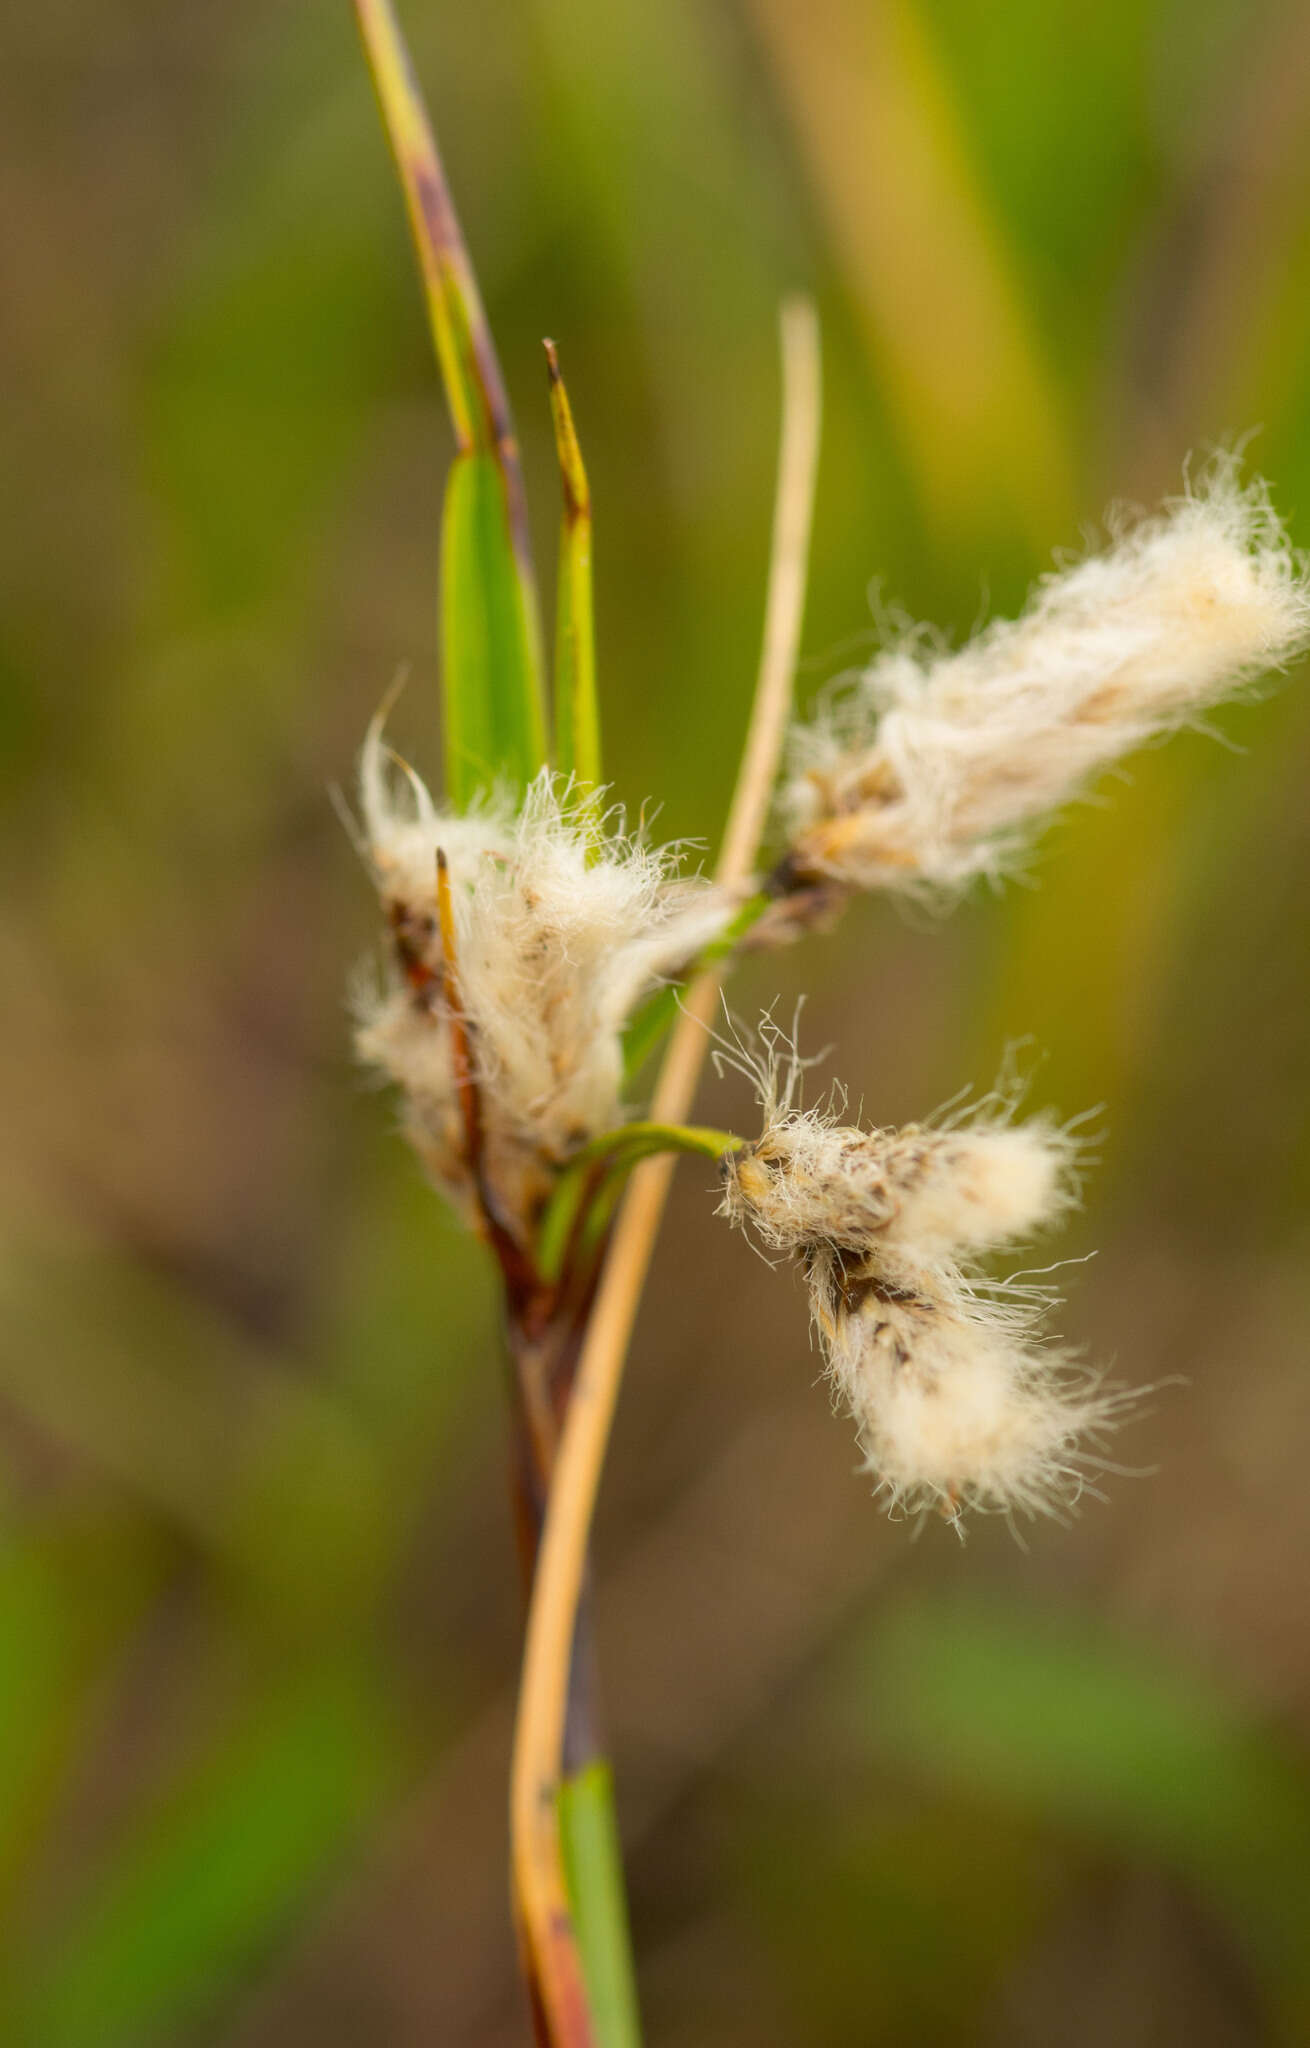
[5,2,1310,2042]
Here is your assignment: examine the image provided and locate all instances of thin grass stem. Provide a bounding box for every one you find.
[509,296,821,2042]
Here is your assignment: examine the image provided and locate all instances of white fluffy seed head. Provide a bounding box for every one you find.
[716,1020,1132,1531]
[807,1244,1134,1529]
[782,462,1310,894]
[886,1118,1078,1254]
[355,729,731,1227]
[718,1098,1077,1262]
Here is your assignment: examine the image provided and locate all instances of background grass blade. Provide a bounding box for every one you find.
[847,1599,1310,2030]
[6,1661,397,2048]
[746,0,1074,555]
[545,340,600,789]
[355,0,546,802]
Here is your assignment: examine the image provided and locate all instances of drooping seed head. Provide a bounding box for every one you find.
[717,1017,1135,1531]
[807,1243,1136,1529]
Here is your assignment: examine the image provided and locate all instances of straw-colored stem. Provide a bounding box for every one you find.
[510,296,821,2041]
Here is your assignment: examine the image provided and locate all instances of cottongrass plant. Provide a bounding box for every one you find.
[351,6,1310,2041]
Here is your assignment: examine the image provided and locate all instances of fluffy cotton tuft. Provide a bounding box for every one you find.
[720,1108,1077,1260]
[355,724,731,1232]
[807,1246,1131,1524]
[718,1031,1132,1531]
[782,463,1310,894]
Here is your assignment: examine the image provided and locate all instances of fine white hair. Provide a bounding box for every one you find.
[355,730,731,1228]
[719,1030,1134,1532]
[782,462,1310,893]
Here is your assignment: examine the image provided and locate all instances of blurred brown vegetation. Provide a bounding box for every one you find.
[3,2,1310,2043]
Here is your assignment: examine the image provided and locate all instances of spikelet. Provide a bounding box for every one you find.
[718,1025,1133,1531]
[355,720,731,1231]
[721,1108,1077,1259]
[805,1244,1131,1525]
[782,463,1310,894]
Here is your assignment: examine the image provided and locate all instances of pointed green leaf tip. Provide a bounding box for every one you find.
[354,0,547,806]
[544,340,600,791]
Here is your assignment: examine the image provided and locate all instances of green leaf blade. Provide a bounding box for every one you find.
[441,451,549,808]
[558,1762,643,2048]
[355,0,547,802]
